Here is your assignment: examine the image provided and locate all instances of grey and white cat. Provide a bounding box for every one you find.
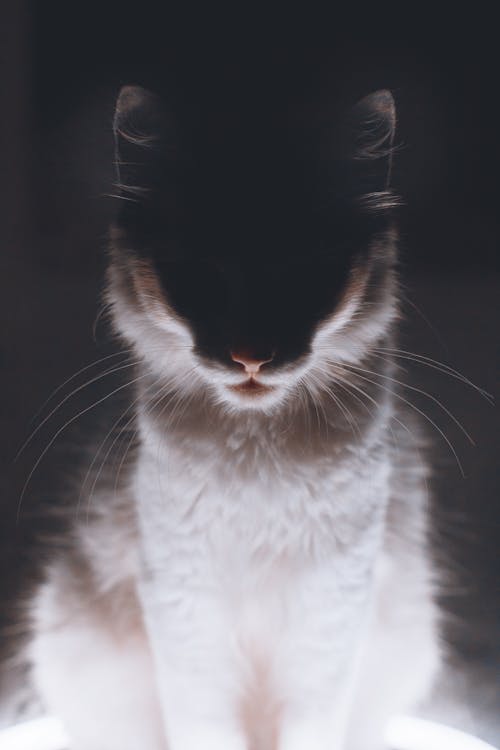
[28,86,440,750]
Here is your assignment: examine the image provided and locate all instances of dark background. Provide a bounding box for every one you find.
[1,2,498,740]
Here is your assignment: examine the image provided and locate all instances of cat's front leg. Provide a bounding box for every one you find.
[276,562,373,750]
[139,575,247,750]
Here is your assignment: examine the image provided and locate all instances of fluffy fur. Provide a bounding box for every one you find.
[27,86,440,750]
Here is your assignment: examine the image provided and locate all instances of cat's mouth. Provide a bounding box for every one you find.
[227,377,275,396]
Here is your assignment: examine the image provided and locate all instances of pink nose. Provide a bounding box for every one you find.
[230,350,274,375]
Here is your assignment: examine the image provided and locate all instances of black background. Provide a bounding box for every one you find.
[1,2,499,737]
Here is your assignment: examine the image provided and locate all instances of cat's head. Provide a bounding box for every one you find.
[108,85,399,414]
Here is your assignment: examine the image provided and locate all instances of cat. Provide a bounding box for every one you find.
[27,85,440,750]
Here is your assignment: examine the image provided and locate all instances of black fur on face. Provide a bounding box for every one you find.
[111,86,398,372]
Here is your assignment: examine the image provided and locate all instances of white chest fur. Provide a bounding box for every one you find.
[130,411,394,750]
[136,415,386,640]
[135,409,390,570]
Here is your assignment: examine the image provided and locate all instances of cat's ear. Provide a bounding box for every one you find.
[343,90,397,200]
[113,85,176,199]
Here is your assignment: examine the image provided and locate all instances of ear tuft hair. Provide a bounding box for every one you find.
[342,89,398,201]
[114,85,166,148]
[113,86,177,201]
[351,90,396,160]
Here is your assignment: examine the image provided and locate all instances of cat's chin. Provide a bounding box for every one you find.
[228,379,275,397]
[216,380,288,412]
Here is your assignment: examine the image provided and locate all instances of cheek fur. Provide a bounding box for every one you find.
[311,245,399,370]
[107,259,198,389]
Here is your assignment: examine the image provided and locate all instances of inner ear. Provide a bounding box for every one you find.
[343,89,397,196]
[113,85,176,198]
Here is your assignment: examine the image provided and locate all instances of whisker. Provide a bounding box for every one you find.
[398,289,448,351]
[17,343,195,462]
[154,367,202,495]
[15,358,141,461]
[17,370,152,523]
[336,359,476,447]
[26,350,132,428]
[111,379,178,502]
[375,347,494,403]
[298,381,313,445]
[305,374,325,434]
[102,192,140,204]
[112,427,137,498]
[332,363,466,478]
[92,302,114,343]
[308,371,360,441]
[81,372,167,521]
